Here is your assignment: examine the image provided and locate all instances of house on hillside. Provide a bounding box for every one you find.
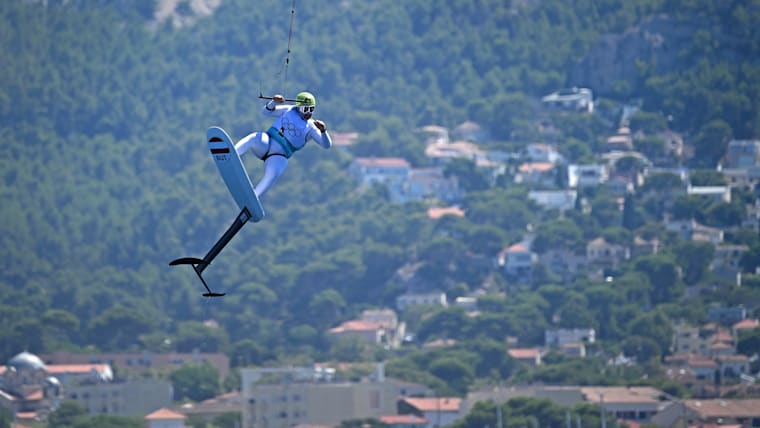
[632,236,660,257]
[528,190,578,212]
[545,328,595,347]
[568,164,608,189]
[720,166,760,191]
[604,127,634,152]
[452,121,489,143]
[396,292,448,312]
[665,218,724,244]
[541,87,594,113]
[725,139,760,168]
[349,157,411,201]
[328,309,405,348]
[405,168,462,203]
[586,238,630,271]
[515,162,556,187]
[498,243,535,283]
[425,141,487,165]
[508,348,543,367]
[525,143,564,164]
[419,125,449,145]
[710,244,748,280]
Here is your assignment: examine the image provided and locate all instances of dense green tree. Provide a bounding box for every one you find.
[87,305,157,351]
[689,169,726,186]
[633,254,683,304]
[48,400,88,428]
[740,244,760,273]
[0,407,9,428]
[672,241,715,285]
[531,218,584,254]
[169,363,221,402]
[622,193,642,230]
[626,311,673,354]
[635,135,668,161]
[417,307,472,342]
[174,321,230,353]
[737,328,760,356]
[70,415,144,428]
[308,289,346,330]
[629,110,668,134]
[444,158,491,192]
[621,335,663,362]
[690,119,734,167]
[429,356,475,395]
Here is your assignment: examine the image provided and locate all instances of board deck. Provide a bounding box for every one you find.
[207,126,264,222]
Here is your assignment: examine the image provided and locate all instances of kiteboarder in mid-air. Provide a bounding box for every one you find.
[169,93,332,296]
[170,1,333,297]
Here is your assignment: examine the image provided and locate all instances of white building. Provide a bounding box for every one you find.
[528,190,577,212]
[349,157,411,200]
[396,293,448,312]
[545,328,596,347]
[567,164,608,188]
[687,185,731,203]
[240,366,430,428]
[541,87,594,113]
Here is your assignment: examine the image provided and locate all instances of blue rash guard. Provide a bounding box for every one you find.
[263,102,332,158]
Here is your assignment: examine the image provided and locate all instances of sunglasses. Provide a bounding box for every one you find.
[298,105,315,114]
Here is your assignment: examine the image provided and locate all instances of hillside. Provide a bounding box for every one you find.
[1,0,760,384]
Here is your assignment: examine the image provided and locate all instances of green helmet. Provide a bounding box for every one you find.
[295,91,316,107]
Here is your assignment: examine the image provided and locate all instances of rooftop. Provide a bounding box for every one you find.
[685,399,760,417]
[401,397,462,412]
[580,386,663,404]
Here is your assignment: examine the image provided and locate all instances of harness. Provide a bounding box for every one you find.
[266,126,299,159]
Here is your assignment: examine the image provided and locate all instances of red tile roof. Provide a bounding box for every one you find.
[733,319,759,330]
[427,206,465,220]
[505,243,529,253]
[508,348,540,359]
[381,414,428,424]
[328,320,384,333]
[519,162,554,173]
[145,407,187,420]
[46,364,109,374]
